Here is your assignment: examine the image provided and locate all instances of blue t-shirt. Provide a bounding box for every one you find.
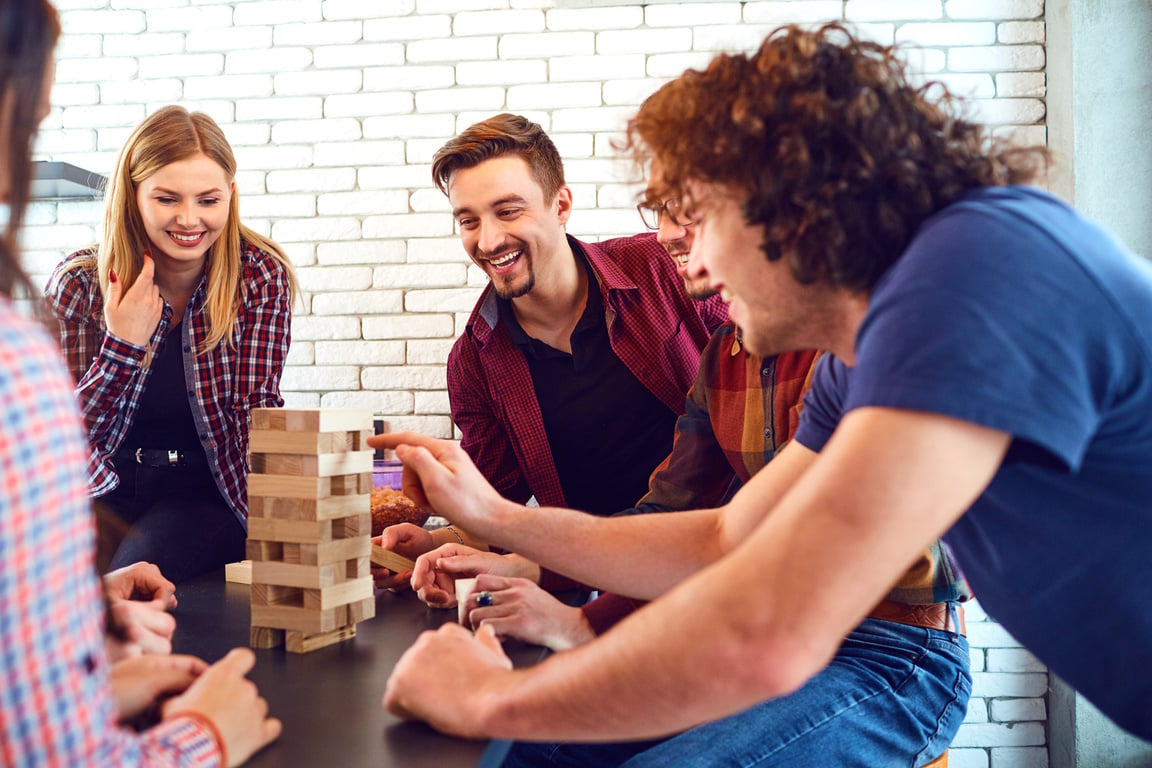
[794,186,1152,738]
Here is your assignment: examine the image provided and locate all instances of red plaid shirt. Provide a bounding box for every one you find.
[45,241,292,523]
[448,233,728,508]
[0,297,221,766]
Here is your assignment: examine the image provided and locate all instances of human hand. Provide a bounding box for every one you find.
[366,433,506,539]
[109,654,208,723]
[161,648,281,767]
[371,523,435,590]
[411,546,539,608]
[104,561,177,608]
[106,599,177,659]
[383,623,513,738]
[462,575,596,652]
[103,253,164,348]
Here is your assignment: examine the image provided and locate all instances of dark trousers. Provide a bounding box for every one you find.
[98,453,245,584]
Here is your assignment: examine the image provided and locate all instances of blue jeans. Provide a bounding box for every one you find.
[503,614,971,768]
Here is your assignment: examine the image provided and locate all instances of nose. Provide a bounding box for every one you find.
[476,217,505,256]
[175,200,197,228]
[685,232,709,281]
[656,213,689,250]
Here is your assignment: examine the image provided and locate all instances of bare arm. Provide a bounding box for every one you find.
[382,407,1010,740]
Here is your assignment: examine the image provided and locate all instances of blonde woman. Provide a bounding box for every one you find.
[47,106,297,583]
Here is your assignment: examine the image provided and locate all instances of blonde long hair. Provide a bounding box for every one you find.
[85,105,296,353]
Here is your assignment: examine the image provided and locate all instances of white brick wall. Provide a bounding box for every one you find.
[30,4,1049,764]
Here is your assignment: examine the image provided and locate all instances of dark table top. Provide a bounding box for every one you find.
[171,571,536,768]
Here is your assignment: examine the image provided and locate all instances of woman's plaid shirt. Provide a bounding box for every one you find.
[45,241,292,524]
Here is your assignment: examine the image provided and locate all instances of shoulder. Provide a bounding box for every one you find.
[240,239,289,279]
[45,248,101,311]
[578,232,683,290]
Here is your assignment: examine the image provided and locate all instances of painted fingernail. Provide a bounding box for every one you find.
[109,268,117,283]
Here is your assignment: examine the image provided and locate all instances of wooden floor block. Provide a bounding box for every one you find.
[303,577,373,611]
[371,545,416,573]
[286,625,357,653]
[224,560,253,584]
[250,429,358,456]
[248,494,369,522]
[251,450,373,478]
[252,407,373,435]
[251,625,284,649]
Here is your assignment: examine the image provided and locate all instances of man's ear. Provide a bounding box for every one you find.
[555,185,573,226]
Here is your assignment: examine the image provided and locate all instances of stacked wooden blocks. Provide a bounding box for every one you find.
[246,408,376,653]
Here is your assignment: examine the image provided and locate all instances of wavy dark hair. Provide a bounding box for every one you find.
[0,0,60,299]
[625,23,1049,293]
[432,113,565,201]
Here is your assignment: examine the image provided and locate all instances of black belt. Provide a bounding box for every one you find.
[128,448,200,468]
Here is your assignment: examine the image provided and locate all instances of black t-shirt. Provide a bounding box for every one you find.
[120,322,204,456]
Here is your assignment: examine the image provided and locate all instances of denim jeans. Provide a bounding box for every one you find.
[503,613,971,768]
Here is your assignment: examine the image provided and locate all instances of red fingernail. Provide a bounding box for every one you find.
[109,269,117,283]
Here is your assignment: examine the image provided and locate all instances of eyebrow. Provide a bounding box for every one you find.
[149,186,227,197]
[452,193,529,218]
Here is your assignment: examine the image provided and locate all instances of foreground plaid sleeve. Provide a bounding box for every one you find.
[0,302,221,767]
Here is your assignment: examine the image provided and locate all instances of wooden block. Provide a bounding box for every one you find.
[333,512,371,538]
[250,625,284,649]
[250,430,357,456]
[354,429,374,451]
[285,625,357,653]
[248,473,334,500]
[347,556,370,580]
[302,577,373,611]
[251,582,302,607]
[248,494,368,522]
[371,545,416,573]
[247,517,333,544]
[252,407,373,434]
[250,450,373,478]
[252,561,340,589]
[328,472,371,496]
[456,577,476,625]
[298,537,371,566]
[246,540,283,562]
[346,596,376,624]
[224,560,253,584]
[251,603,339,633]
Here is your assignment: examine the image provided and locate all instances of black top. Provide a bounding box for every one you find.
[122,322,204,453]
[501,249,677,515]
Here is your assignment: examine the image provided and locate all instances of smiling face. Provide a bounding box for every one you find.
[135,152,233,270]
[448,154,572,301]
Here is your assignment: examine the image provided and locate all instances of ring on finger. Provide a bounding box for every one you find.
[476,591,494,607]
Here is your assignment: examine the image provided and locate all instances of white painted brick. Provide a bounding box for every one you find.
[646,3,741,27]
[414,87,505,113]
[360,164,436,190]
[989,747,1047,768]
[362,366,446,390]
[44,151,118,176]
[407,238,465,264]
[273,217,362,244]
[234,0,321,25]
[598,183,642,210]
[603,77,664,107]
[274,20,362,46]
[500,31,594,59]
[647,51,719,78]
[60,104,146,130]
[598,28,692,56]
[418,0,506,12]
[236,97,323,122]
[952,722,1045,748]
[553,132,594,159]
[407,138,450,164]
[291,315,361,340]
[968,98,1045,125]
[281,366,361,391]
[407,339,457,365]
[285,342,314,366]
[222,123,271,147]
[373,264,467,289]
[324,0,416,20]
[458,60,547,86]
[272,118,362,144]
[317,241,407,266]
[998,21,1043,45]
[948,45,1044,72]
[282,241,317,268]
[321,391,414,412]
[949,749,990,768]
[990,124,1045,148]
[966,697,990,723]
[467,263,490,287]
[362,114,456,143]
[315,140,406,167]
[240,193,316,218]
[184,74,273,100]
[970,673,1047,698]
[546,7,642,31]
[996,72,1044,98]
[454,10,544,36]
[145,7,234,32]
[104,32,185,56]
[900,46,947,73]
[897,21,995,46]
[318,191,409,216]
[24,204,59,227]
[312,290,404,315]
[454,313,472,334]
[99,79,183,105]
[164,100,235,125]
[365,65,456,91]
[316,43,406,69]
[693,24,777,53]
[986,648,1045,673]
[281,390,320,408]
[364,213,454,239]
[267,168,356,193]
[55,0,106,10]
[187,26,273,53]
[55,34,102,60]
[853,23,898,46]
[846,0,941,21]
[316,341,407,365]
[62,9,145,33]
[914,72,995,99]
[363,15,452,42]
[274,69,362,96]
[564,156,632,184]
[990,698,1046,723]
[225,47,312,75]
[362,415,454,438]
[410,188,453,213]
[944,0,1042,21]
[21,224,98,251]
[415,391,451,414]
[551,54,645,82]
[408,35,497,63]
[363,314,455,339]
[508,82,601,110]
[965,600,989,622]
[47,83,100,107]
[56,57,137,84]
[35,129,98,155]
[404,287,486,313]
[552,106,634,132]
[97,126,136,152]
[233,145,313,171]
[456,110,550,133]
[743,1,842,23]
[325,92,414,118]
[969,647,986,671]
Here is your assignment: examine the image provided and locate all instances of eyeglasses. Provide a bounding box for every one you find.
[637,197,694,230]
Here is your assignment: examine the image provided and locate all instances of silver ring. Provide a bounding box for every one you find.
[476,591,494,607]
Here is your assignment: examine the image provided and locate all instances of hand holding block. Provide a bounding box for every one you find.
[370,544,416,573]
[455,578,477,625]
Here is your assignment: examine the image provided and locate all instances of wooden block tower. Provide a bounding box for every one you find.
[246,407,376,653]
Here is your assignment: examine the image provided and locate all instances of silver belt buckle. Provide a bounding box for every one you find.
[167,449,179,466]
[135,447,143,465]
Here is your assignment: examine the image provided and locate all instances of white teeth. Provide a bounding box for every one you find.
[720,288,733,302]
[490,250,520,267]
[171,232,201,242]
[677,255,689,265]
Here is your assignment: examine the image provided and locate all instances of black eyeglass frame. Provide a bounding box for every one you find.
[636,197,694,230]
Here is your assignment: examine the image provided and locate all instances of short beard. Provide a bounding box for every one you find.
[494,272,535,300]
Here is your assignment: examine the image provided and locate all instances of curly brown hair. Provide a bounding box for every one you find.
[625,23,1049,293]
[432,113,565,201]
